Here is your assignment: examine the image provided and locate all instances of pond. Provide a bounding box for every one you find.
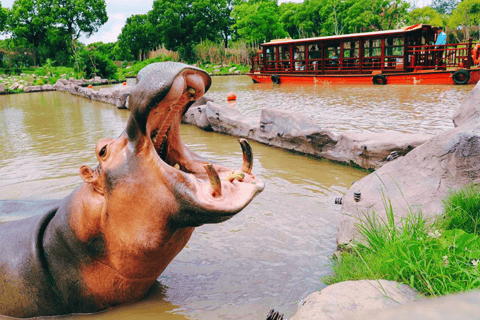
[0,76,473,319]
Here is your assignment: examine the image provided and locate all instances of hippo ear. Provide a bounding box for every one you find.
[79,165,104,195]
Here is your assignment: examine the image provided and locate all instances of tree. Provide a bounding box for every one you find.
[278,2,302,39]
[432,0,461,14]
[51,0,108,54]
[8,0,53,65]
[448,0,480,39]
[231,0,288,46]
[0,3,7,32]
[408,6,445,26]
[118,14,155,61]
[148,0,234,60]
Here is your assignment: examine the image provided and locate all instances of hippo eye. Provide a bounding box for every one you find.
[99,145,107,158]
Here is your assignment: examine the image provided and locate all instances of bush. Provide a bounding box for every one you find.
[76,48,118,79]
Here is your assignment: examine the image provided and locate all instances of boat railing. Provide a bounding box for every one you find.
[406,42,473,70]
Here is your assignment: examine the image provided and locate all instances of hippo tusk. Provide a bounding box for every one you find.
[239,139,253,174]
[203,163,222,197]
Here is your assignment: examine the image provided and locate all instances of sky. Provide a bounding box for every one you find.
[0,0,431,45]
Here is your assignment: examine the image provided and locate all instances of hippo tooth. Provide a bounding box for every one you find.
[202,163,222,197]
[239,139,253,174]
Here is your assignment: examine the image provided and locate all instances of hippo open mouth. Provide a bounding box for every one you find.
[123,62,264,227]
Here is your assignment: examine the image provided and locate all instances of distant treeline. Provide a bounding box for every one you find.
[0,0,479,69]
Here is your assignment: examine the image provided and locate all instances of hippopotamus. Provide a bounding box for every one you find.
[0,62,264,317]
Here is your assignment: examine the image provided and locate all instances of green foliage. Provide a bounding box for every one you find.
[437,184,480,235]
[448,0,480,30]
[148,0,234,61]
[76,47,118,79]
[118,14,155,61]
[231,0,288,45]
[409,6,445,26]
[432,0,461,14]
[0,4,7,32]
[327,186,480,297]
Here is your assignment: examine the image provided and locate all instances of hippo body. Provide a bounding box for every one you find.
[0,62,263,317]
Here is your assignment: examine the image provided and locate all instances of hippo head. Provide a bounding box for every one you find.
[78,62,264,240]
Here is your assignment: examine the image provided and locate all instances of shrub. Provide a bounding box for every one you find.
[76,48,118,79]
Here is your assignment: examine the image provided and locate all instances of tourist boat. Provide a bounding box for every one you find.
[248,24,480,85]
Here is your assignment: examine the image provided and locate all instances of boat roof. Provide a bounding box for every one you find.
[262,24,435,46]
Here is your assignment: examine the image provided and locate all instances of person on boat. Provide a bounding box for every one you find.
[309,45,321,70]
[330,49,339,68]
[435,27,447,68]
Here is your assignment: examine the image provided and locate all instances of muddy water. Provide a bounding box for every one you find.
[0,77,473,319]
[209,76,473,135]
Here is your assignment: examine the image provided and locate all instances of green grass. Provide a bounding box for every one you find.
[326,186,480,297]
[437,184,480,235]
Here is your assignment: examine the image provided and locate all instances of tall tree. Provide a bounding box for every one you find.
[0,2,7,32]
[408,6,445,26]
[118,14,155,61]
[231,0,288,46]
[8,0,53,65]
[149,0,233,60]
[51,0,108,54]
[448,0,480,39]
[432,0,461,14]
[279,2,302,39]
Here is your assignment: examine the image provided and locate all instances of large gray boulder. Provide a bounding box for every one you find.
[291,280,418,320]
[452,83,480,127]
[337,81,480,245]
[205,101,258,137]
[182,104,428,170]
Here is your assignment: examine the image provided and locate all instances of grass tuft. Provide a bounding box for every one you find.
[326,184,480,297]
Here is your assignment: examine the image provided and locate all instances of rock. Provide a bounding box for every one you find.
[452,82,480,127]
[349,290,480,320]
[9,83,20,90]
[18,85,24,91]
[213,69,221,74]
[290,280,418,320]
[337,81,480,245]
[324,131,429,169]
[229,67,236,73]
[23,85,43,93]
[93,76,102,83]
[111,85,134,109]
[182,96,215,126]
[42,84,55,91]
[235,70,241,74]
[20,73,27,77]
[183,104,212,130]
[205,101,258,137]
[0,84,5,93]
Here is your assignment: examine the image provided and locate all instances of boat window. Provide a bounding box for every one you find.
[343,41,359,58]
[280,45,290,60]
[266,47,275,61]
[293,45,305,60]
[309,45,321,59]
[364,39,381,57]
[327,45,340,59]
[385,37,404,56]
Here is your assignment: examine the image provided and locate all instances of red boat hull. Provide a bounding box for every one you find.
[247,68,480,85]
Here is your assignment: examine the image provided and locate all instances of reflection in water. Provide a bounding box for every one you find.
[0,78,458,318]
[207,76,472,135]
